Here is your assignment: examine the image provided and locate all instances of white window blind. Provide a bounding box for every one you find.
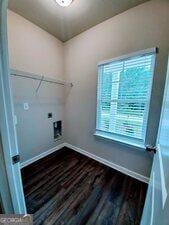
[96,49,156,146]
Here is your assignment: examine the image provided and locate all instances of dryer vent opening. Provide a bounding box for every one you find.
[53,121,62,140]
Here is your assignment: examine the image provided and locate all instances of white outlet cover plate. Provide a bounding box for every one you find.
[23,102,29,110]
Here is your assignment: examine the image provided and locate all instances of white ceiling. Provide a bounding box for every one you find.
[8,0,150,42]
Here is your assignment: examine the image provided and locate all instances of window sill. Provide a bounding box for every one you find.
[94,130,146,150]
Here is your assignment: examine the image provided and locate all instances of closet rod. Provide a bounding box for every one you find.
[10,69,73,87]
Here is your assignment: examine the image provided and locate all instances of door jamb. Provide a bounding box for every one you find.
[0,0,26,213]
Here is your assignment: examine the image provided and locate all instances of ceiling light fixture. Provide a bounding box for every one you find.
[55,0,73,7]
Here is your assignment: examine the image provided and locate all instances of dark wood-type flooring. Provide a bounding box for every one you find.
[0,202,3,214]
[22,148,147,225]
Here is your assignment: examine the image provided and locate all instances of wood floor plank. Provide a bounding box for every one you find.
[49,167,109,225]
[0,202,3,214]
[21,147,147,225]
[22,149,68,182]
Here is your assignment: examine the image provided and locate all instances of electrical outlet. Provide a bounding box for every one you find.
[48,113,52,118]
[23,102,29,110]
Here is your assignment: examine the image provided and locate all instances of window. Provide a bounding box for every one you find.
[95,48,156,147]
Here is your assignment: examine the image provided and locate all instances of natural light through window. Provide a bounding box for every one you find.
[96,49,156,147]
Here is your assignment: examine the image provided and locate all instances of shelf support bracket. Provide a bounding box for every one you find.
[36,75,44,93]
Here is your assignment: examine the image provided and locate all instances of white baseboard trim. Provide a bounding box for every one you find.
[65,143,149,184]
[20,143,66,168]
[20,142,149,184]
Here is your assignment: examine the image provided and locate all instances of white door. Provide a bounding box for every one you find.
[0,0,26,213]
[141,57,169,225]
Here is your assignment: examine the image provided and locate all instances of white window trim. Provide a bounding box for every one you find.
[94,130,145,150]
[95,47,157,149]
[98,47,157,66]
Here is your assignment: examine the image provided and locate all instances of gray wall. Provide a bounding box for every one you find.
[8,10,65,163]
[64,0,169,178]
[10,76,65,162]
[8,0,169,178]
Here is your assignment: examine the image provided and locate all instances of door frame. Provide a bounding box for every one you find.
[0,0,26,213]
[0,134,13,213]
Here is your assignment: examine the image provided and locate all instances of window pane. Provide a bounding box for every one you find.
[97,52,155,143]
[99,71,112,131]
